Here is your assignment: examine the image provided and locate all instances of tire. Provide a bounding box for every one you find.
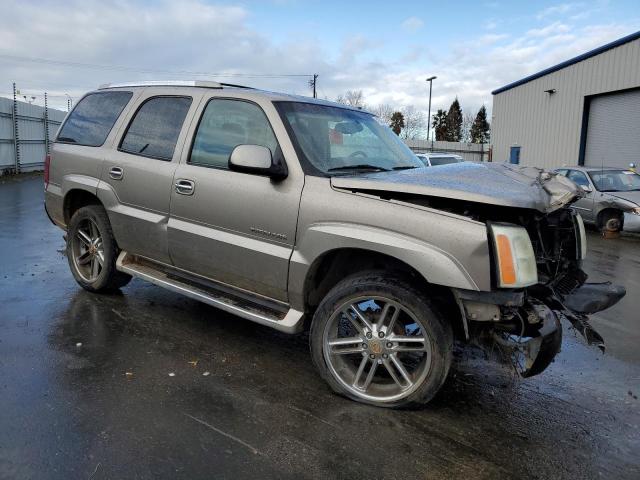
[66,205,131,292]
[310,271,453,408]
[600,210,622,233]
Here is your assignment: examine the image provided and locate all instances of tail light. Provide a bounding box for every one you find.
[44,154,51,189]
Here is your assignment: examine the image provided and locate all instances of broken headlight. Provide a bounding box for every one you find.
[489,223,538,288]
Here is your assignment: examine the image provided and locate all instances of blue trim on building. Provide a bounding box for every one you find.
[492,30,640,95]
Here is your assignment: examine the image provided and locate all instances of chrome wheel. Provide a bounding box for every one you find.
[71,218,104,282]
[322,296,433,403]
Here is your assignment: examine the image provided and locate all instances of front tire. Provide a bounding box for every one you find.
[600,210,622,233]
[66,205,131,292]
[310,272,453,408]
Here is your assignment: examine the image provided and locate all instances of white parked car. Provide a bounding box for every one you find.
[415,152,465,167]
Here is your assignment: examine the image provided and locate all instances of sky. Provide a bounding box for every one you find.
[1,0,638,120]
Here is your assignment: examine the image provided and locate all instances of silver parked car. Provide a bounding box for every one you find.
[44,81,624,408]
[415,152,465,167]
[555,166,640,233]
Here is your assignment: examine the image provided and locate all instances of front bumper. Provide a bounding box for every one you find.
[623,212,640,232]
[454,280,626,377]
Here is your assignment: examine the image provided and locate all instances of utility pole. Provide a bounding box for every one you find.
[426,76,436,150]
[309,74,318,98]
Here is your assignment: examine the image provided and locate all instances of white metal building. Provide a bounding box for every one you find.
[491,31,640,170]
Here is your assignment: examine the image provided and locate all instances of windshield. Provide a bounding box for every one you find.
[276,102,422,174]
[429,156,463,166]
[588,170,640,192]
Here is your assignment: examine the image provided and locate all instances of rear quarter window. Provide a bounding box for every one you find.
[56,91,132,147]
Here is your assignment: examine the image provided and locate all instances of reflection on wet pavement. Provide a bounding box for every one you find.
[1,175,638,479]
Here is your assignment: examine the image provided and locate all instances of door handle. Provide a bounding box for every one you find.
[109,166,124,180]
[175,179,195,195]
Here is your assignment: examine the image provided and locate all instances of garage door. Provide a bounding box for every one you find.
[583,89,640,169]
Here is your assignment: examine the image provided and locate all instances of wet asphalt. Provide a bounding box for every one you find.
[0,174,638,480]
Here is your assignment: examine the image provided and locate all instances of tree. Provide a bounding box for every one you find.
[470,105,491,144]
[432,109,448,141]
[400,105,426,140]
[389,111,405,135]
[336,90,365,108]
[371,103,394,125]
[445,98,463,141]
[461,112,475,143]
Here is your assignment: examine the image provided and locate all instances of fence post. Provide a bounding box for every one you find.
[11,82,20,174]
[43,92,50,155]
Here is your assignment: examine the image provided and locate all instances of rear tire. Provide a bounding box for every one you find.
[310,271,453,408]
[66,205,131,292]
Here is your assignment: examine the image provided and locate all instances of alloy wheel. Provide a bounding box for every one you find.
[322,296,433,403]
[71,218,105,282]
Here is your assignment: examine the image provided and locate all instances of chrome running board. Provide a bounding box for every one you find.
[116,252,304,333]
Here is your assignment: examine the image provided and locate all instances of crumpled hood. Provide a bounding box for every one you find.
[331,162,582,213]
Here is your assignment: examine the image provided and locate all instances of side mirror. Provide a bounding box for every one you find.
[580,184,592,193]
[229,145,287,180]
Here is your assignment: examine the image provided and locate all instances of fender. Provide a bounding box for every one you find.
[288,222,484,311]
[46,174,103,227]
[61,173,101,198]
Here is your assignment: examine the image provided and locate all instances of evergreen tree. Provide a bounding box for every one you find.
[445,98,463,141]
[389,111,405,135]
[432,109,448,141]
[470,105,491,144]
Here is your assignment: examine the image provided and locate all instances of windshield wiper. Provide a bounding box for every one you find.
[57,136,77,143]
[328,164,390,172]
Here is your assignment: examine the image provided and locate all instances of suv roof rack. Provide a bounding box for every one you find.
[97,80,253,90]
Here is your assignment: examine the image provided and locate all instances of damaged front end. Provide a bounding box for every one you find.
[332,162,626,376]
[456,206,626,377]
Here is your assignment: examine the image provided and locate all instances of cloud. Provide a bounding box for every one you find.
[401,17,424,32]
[536,2,582,20]
[0,0,635,131]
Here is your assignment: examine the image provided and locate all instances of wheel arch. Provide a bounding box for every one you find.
[597,207,623,231]
[63,188,103,225]
[300,247,465,339]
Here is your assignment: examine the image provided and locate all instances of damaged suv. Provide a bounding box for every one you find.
[45,81,625,407]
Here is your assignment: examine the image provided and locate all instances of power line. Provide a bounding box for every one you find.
[0,53,314,78]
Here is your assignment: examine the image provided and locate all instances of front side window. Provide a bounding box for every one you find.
[190,99,279,169]
[57,91,132,146]
[276,102,421,175]
[120,96,192,160]
[589,170,640,192]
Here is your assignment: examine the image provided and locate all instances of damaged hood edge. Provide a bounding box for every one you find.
[331,162,582,213]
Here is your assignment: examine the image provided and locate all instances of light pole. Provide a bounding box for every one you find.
[426,76,436,149]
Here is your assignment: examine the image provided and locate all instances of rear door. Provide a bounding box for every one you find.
[98,90,199,263]
[168,97,303,302]
[566,169,596,222]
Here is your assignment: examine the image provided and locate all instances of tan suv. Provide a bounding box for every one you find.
[44,81,624,408]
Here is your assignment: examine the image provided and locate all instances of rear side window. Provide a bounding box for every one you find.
[190,99,278,169]
[120,96,192,161]
[57,91,132,146]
